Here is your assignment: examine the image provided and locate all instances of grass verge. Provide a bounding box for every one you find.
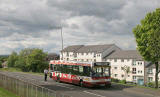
[0,87,19,97]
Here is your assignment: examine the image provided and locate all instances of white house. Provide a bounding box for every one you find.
[145,63,160,83]
[105,50,151,85]
[60,44,121,62]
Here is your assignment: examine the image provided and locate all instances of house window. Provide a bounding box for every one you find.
[148,68,153,74]
[133,76,136,80]
[127,59,130,61]
[114,59,117,62]
[121,59,124,62]
[132,68,136,74]
[133,60,136,66]
[114,74,118,77]
[121,75,124,77]
[82,53,84,55]
[114,67,117,69]
[148,77,153,82]
[128,75,130,77]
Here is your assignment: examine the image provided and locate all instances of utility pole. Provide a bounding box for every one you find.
[60,26,64,60]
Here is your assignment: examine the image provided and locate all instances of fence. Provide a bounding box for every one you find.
[0,73,70,97]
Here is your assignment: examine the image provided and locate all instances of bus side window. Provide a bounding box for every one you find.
[79,66,83,76]
[83,66,91,77]
[50,64,53,70]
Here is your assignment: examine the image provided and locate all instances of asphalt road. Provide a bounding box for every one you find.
[0,71,159,97]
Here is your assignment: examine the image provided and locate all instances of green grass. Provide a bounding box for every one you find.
[0,87,19,97]
[0,67,22,72]
[0,67,43,75]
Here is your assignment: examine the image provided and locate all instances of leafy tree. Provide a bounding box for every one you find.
[133,8,160,88]
[26,49,48,72]
[15,48,34,71]
[122,66,130,83]
[7,52,18,67]
[13,48,48,72]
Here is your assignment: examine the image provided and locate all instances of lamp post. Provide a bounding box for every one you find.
[60,26,64,60]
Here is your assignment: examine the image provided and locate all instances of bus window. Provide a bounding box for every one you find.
[73,66,79,75]
[83,66,91,77]
[50,64,53,70]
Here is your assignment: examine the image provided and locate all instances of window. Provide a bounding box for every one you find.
[127,59,130,62]
[114,74,118,77]
[148,68,153,74]
[82,53,84,55]
[133,60,136,66]
[133,76,136,80]
[128,75,130,77]
[132,68,136,74]
[114,67,117,69]
[121,75,124,77]
[114,59,117,62]
[148,77,153,82]
[121,59,124,62]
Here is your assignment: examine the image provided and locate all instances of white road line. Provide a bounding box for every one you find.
[83,91,106,97]
[56,84,75,90]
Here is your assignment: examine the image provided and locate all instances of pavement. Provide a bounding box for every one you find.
[0,71,160,97]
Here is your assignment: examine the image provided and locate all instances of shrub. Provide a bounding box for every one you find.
[120,80,126,84]
[111,78,120,83]
[147,82,155,88]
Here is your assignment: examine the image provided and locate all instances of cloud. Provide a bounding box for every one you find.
[0,0,160,54]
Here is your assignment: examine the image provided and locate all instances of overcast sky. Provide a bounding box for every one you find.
[0,0,160,55]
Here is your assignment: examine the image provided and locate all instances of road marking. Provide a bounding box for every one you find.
[83,91,106,97]
[56,84,74,90]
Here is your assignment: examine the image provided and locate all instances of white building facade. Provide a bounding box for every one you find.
[60,44,121,62]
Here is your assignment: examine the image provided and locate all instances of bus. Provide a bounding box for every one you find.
[49,60,111,87]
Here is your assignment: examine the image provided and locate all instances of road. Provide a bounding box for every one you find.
[0,71,159,97]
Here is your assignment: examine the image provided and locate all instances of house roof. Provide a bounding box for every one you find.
[76,44,116,53]
[61,45,84,52]
[106,50,143,60]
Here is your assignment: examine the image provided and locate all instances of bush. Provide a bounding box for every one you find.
[111,78,120,83]
[0,61,2,68]
[119,80,126,84]
[147,82,155,88]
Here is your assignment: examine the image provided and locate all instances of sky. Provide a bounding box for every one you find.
[0,0,160,55]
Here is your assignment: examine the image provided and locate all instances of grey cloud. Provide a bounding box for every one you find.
[0,0,160,54]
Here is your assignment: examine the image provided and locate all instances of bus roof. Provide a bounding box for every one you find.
[49,60,110,67]
[50,60,92,66]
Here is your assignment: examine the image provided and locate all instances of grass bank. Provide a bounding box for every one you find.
[0,67,43,75]
[0,87,19,97]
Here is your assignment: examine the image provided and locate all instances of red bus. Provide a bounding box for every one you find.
[49,60,111,87]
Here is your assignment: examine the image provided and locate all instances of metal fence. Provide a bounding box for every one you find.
[0,73,70,97]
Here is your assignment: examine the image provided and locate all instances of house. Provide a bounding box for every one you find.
[46,53,59,61]
[105,50,151,85]
[145,63,160,84]
[60,44,121,62]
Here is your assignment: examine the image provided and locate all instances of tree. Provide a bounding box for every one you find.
[26,48,48,72]
[7,52,18,67]
[133,8,160,88]
[122,66,130,83]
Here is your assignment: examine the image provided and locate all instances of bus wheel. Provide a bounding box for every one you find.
[79,81,83,87]
[105,84,111,88]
